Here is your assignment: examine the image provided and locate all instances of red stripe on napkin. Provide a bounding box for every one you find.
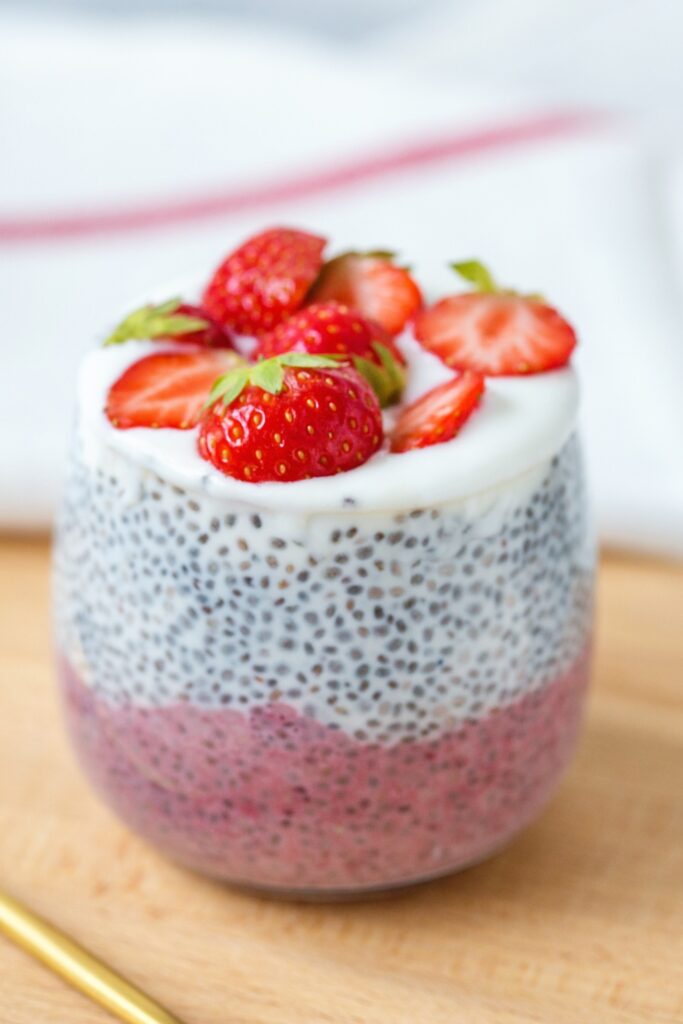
[0,110,601,244]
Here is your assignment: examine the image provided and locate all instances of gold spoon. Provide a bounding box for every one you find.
[0,888,185,1024]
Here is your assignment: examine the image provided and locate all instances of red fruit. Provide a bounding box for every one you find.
[198,354,383,482]
[106,350,244,430]
[414,261,576,376]
[308,251,422,335]
[255,301,406,406]
[202,227,326,335]
[103,298,233,349]
[391,372,485,453]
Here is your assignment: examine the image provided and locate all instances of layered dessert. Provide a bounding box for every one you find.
[54,229,594,895]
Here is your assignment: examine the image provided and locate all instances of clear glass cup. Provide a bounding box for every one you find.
[53,429,594,898]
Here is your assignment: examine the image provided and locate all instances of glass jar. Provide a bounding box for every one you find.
[53,431,594,897]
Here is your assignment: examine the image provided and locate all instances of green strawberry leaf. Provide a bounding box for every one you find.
[149,313,209,336]
[372,341,406,406]
[103,298,209,347]
[204,366,250,410]
[250,359,285,395]
[450,261,498,294]
[203,353,345,411]
[153,298,184,316]
[352,355,388,403]
[373,341,402,377]
[352,343,406,408]
[278,353,342,368]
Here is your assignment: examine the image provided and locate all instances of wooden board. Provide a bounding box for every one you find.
[1,536,682,1024]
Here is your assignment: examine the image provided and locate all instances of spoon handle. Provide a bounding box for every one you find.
[0,888,185,1024]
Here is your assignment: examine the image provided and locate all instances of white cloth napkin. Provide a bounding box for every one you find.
[2,11,682,555]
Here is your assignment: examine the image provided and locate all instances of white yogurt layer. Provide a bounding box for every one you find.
[77,329,579,516]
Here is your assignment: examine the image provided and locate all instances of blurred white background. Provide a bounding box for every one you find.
[1,0,682,551]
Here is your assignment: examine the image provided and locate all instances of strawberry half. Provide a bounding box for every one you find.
[199,353,383,482]
[106,350,244,430]
[390,371,485,453]
[307,251,422,335]
[414,261,576,376]
[254,301,406,406]
[202,227,326,336]
[103,298,233,349]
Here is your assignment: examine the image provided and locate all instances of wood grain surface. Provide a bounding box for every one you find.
[1,537,682,1024]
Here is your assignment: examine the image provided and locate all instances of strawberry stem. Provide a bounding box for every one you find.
[450,261,545,302]
[450,261,498,293]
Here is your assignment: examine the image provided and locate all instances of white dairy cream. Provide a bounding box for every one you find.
[77,328,579,515]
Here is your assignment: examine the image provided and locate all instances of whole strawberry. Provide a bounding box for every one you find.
[103,298,233,349]
[414,261,576,375]
[202,227,326,336]
[254,301,406,406]
[308,250,422,335]
[198,354,383,482]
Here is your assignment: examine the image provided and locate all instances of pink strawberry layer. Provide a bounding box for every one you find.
[59,650,590,892]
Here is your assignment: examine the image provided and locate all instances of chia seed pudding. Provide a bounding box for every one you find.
[52,246,594,896]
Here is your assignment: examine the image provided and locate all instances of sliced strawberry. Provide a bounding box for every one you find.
[308,251,422,335]
[255,301,406,406]
[414,261,576,376]
[390,372,485,453]
[103,298,233,349]
[202,227,326,335]
[105,350,244,430]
